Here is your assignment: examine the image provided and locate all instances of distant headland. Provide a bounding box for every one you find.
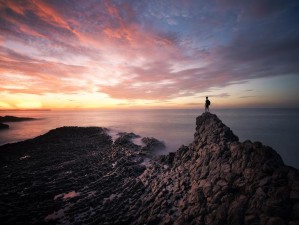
[0,116,37,130]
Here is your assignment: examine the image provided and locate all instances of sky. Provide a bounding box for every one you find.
[0,0,299,109]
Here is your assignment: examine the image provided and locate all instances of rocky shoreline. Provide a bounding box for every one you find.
[0,116,37,130]
[0,113,298,225]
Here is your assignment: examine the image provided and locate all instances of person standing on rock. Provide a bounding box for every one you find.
[205,96,210,112]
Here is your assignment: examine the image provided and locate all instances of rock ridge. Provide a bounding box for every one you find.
[133,113,298,225]
[0,113,298,225]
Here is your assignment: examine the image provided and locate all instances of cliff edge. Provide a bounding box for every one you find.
[134,113,299,225]
[0,113,298,225]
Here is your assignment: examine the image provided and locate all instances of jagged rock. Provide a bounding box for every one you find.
[194,112,239,146]
[132,113,299,225]
[0,123,9,129]
[141,137,165,151]
[113,132,141,150]
[0,113,298,225]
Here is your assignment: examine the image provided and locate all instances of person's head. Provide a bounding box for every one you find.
[206,96,208,99]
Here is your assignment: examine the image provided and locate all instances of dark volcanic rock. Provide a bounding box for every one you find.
[0,127,148,225]
[0,113,298,225]
[114,132,141,150]
[132,113,299,225]
[0,123,9,129]
[0,115,36,122]
[141,137,165,151]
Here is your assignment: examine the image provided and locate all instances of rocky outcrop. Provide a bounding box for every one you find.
[0,116,36,130]
[0,123,9,129]
[0,115,36,122]
[0,113,298,225]
[133,113,299,225]
[141,137,165,152]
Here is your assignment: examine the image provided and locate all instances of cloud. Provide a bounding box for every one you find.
[216,36,299,80]
[242,0,296,18]
[215,0,295,18]
[99,28,299,101]
[98,59,233,100]
[0,46,90,95]
[201,93,230,98]
[239,96,257,99]
[0,0,298,106]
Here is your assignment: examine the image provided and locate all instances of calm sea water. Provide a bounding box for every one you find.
[0,108,298,169]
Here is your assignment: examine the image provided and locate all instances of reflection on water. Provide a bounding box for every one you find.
[0,108,298,169]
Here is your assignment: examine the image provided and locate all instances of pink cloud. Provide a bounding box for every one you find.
[2,0,27,15]
[0,47,90,95]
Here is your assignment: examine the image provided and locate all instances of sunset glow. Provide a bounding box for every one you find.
[0,0,299,109]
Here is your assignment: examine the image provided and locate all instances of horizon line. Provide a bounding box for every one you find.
[1,107,299,111]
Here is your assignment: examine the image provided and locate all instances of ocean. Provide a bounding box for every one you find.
[0,108,298,169]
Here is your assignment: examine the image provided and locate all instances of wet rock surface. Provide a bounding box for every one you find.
[0,113,298,225]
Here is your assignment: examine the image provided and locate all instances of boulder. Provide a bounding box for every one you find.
[141,137,165,151]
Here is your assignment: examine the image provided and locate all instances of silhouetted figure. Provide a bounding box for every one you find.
[205,96,210,112]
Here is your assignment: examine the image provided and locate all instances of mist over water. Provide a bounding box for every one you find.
[0,108,298,169]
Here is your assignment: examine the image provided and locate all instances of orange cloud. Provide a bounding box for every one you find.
[0,46,91,95]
